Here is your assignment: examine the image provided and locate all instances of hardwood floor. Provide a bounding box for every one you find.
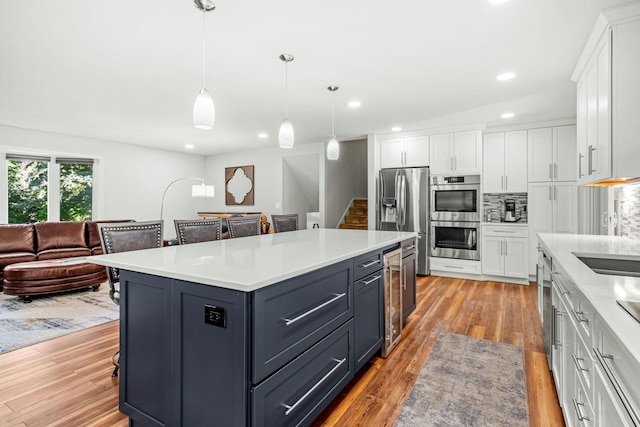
[0,276,564,426]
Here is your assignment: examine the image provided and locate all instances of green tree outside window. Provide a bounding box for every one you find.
[7,159,48,224]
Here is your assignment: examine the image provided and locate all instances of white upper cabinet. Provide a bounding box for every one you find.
[573,7,640,185]
[528,125,577,183]
[429,130,481,175]
[379,135,428,169]
[483,131,527,193]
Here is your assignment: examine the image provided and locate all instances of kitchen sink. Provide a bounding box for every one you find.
[575,253,640,278]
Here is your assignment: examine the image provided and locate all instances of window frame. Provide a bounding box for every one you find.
[1,150,101,224]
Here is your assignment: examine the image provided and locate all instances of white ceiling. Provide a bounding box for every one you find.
[0,0,628,156]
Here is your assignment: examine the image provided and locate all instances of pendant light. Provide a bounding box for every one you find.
[278,54,295,148]
[193,0,216,130]
[326,86,340,160]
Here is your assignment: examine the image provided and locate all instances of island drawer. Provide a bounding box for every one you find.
[353,249,383,281]
[252,260,353,383]
[252,320,354,427]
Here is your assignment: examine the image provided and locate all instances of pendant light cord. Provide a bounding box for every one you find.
[202,9,206,88]
[284,61,289,118]
[331,90,335,137]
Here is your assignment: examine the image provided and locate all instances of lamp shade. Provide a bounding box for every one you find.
[327,136,339,160]
[279,118,294,148]
[192,184,215,198]
[193,88,215,129]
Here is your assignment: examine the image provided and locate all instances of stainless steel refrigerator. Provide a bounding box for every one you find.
[377,167,429,275]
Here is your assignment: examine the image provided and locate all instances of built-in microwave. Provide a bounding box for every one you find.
[430,221,480,261]
[430,174,481,222]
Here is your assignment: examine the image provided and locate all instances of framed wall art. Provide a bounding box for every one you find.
[225,165,254,205]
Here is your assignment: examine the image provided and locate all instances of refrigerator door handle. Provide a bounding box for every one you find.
[377,171,384,230]
[394,170,401,231]
[400,173,407,227]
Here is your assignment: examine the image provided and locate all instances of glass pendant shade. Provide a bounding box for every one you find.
[279,118,294,148]
[327,136,339,160]
[193,88,215,129]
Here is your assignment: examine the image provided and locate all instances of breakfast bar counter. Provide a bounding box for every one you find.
[90,229,416,427]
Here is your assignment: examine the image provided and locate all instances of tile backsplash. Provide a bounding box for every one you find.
[483,193,528,223]
[616,183,640,240]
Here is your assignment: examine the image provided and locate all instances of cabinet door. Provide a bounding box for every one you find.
[453,130,481,173]
[354,272,383,371]
[553,182,578,234]
[528,183,553,275]
[504,130,528,192]
[503,237,528,279]
[593,31,611,184]
[554,126,577,182]
[551,285,565,395]
[586,59,599,181]
[380,138,404,169]
[482,133,505,193]
[429,133,453,174]
[576,78,588,184]
[404,136,429,167]
[401,252,416,321]
[481,236,503,276]
[528,127,554,182]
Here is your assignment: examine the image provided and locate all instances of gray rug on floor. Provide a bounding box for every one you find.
[0,283,118,354]
[394,332,529,427]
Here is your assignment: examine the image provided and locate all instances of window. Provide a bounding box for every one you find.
[58,158,93,221]
[5,154,95,223]
[7,156,49,224]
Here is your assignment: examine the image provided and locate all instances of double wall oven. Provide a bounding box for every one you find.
[430,174,481,261]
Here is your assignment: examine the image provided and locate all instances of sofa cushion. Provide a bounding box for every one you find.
[0,252,37,270]
[0,224,35,253]
[4,259,105,281]
[35,222,87,251]
[37,248,92,260]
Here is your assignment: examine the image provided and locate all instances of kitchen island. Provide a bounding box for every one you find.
[90,229,416,427]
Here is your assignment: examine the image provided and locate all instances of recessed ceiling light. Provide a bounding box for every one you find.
[258,133,268,138]
[391,127,402,132]
[496,72,516,81]
[348,101,361,108]
[501,112,515,119]
[185,144,194,149]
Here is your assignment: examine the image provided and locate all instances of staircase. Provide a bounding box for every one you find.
[339,199,368,230]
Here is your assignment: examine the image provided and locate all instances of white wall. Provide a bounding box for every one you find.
[204,142,326,226]
[283,153,320,229]
[0,125,207,238]
[325,139,368,228]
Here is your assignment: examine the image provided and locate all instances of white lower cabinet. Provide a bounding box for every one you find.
[548,251,640,427]
[481,225,528,279]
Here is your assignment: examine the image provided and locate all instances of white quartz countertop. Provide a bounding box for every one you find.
[89,229,416,292]
[537,233,640,365]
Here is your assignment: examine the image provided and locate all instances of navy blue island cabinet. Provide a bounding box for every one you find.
[119,246,388,427]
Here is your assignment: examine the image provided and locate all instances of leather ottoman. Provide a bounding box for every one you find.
[3,259,107,302]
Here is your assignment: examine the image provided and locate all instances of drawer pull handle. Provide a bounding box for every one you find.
[361,259,381,268]
[594,347,640,426]
[403,244,415,251]
[283,293,346,326]
[572,354,589,372]
[572,398,590,422]
[361,275,382,286]
[283,357,347,416]
[573,309,589,323]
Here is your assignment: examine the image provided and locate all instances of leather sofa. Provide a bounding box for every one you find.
[0,221,125,301]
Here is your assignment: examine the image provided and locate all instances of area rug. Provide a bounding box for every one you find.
[394,332,528,427]
[0,283,119,354]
